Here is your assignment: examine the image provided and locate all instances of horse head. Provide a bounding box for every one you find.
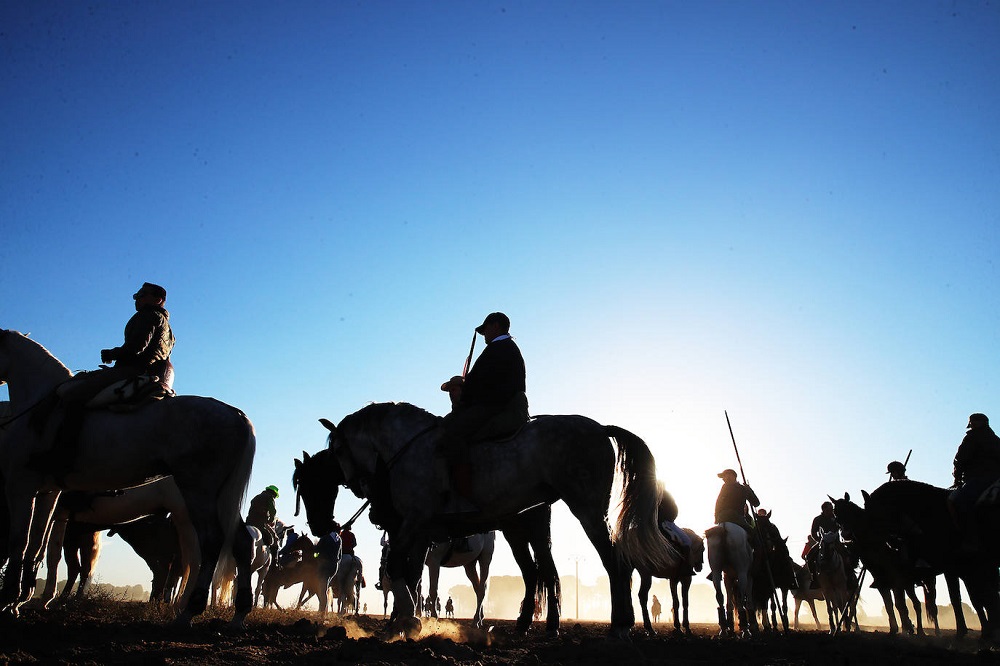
[293,448,342,537]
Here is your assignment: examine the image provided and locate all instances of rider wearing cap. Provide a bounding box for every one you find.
[886,461,909,481]
[713,468,760,533]
[948,413,1000,549]
[30,282,176,481]
[247,485,280,550]
[437,312,529,511]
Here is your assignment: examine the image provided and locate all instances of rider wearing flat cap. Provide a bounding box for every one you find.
[714,468,759,533]
[30,282,176,481]
[437,312,529,511]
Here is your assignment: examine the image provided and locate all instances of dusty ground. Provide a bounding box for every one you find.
[1,599,998,665]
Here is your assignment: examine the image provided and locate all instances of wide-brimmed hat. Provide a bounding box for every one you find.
[475,312,510,334]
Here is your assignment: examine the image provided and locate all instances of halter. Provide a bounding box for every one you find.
[304,421,439,531]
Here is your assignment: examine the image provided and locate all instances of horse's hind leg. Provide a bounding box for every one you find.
[504,530,538,634]
[637,573,654,635]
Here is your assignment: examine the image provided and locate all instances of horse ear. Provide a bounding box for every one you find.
[319,418,336,433]
[843,492,850,502]
[861,489,871,504]
[303,450,311,462]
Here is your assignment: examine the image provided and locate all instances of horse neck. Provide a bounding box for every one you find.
[4,333,72,407]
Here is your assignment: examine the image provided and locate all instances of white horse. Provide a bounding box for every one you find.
[213,519,293,607]
[39,476,198,608]
[706,522,755,636]
[332,553,364,615]
[0,330,255,627]
[424,532,495,627]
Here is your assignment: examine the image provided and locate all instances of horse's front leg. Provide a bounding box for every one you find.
[385,533,429,638]
[16,490,61,608]
[680,578,692,635]
[39,518,68,608]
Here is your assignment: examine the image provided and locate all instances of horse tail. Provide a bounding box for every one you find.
[604,425,681,574]
[214,412,256,595]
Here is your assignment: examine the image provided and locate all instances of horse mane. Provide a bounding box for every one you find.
[332,402,442,451]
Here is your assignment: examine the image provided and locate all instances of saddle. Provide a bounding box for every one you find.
[86,374,174,412]
[976,479,1000,507]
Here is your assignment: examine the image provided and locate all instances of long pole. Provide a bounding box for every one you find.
[461,330,477,377]
[725,410,789,632]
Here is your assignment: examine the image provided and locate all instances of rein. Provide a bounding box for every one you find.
[329,421,440,530]
[0,394,50,431]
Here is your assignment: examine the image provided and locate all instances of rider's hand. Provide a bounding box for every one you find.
[100,348,116,364]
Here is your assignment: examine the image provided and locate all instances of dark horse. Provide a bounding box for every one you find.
[861,480,1000,641]
[301,402,679,638]
[294,448,563,634]
[833,492,938,636]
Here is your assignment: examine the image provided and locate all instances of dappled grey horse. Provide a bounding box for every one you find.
[301,402,679,639]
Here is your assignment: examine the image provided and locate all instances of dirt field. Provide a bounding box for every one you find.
[1,599,997,665]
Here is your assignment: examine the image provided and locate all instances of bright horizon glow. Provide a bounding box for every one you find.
[2,2,998,619]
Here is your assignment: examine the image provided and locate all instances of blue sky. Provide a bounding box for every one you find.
[2,2,998,615]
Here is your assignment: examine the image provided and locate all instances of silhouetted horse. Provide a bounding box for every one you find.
[304,403,678,638]
[861,480,1000,641]
[833,492,938,636]
[294,448,565,635]
[0,330,255,627]
[749,513,795,632]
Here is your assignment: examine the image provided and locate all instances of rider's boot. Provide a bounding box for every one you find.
[27,403,83,486]
[435,443,478,515]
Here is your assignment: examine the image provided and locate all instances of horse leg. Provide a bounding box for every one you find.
[427,562,441,622]
[504,531,538,634]
[637,572,654,635]
[573,514,633,636]
[40,517,68,608]
[877,587,899,635]
[808,598,821,630]
[905,585,922,636]
[16,490,60,608]
[712,572,728,635]
[681,577,693,635]
[945,572,968,639]
[669,578,682,634]
[76,530,101,600]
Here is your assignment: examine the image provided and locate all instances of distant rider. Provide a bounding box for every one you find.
[247,485,280,555]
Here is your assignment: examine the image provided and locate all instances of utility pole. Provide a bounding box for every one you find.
[575,558,579,620]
